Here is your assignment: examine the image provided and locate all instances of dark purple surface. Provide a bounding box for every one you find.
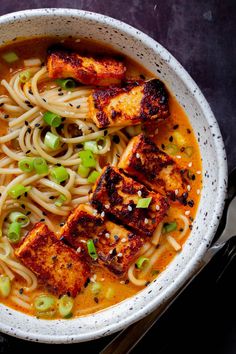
[0,1,235,353]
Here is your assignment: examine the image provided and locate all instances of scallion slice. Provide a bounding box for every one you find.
[58,294,74,318]
[34,294,56,312]
[7,222,21,243]
[87,171,100,184]
[105,287,115,300]
[0,275,11,298]
[87,239,98,260]
[77,164,90,178]
[19,70,31,83]
[18,158,34,173]
[55,194,67,207]
[44,132,60,150]
[184,146,194,157]
[2,51,19,63]
[56,78,77,90]
[33,157,48,175]
[163,221,177,233]
[8,211,29,227]
[8,184,31,199]
[43,111,62,128]
[136,197,152,208]
[79,150,96,168]
[135,256,149,269]
[50,166,69,184]
[165,144,179,156]
[91,282,102,295]
[84,141,98,153]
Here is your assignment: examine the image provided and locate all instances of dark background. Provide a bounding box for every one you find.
[0,1,235,353]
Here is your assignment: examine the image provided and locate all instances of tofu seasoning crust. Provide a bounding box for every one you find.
[91,166,169,237]
[118,133,189,202]
[60,204,144,276]
[88,79,169,129]
[15,223,90,297]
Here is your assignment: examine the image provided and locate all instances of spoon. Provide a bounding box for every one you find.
[101,195,236,354]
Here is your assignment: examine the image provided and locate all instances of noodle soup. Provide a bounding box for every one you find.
[0,37,201,318]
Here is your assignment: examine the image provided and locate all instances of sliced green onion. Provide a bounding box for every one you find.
[105,287,115,300]
[184,146,194,157]
[77,164,90,178]
[56,78,77,90]
[44,132,60,150]
[0,275,11,298]
[50,166,69,184]
[91,282,102,295]
[7,222,21,243]
[19,70,31,83]
[55,194,67,207]
[79,150,96,168]
[165,144,179,156]
[58,295,74,318]
[8,211,29,227]
[135,256,149,269]
[34,294,56,312]
[87,239,98,260]
[84,141,99,153]
[43,111,62,128]
[2,51,19,63]
[8,184,31,199]
[87,171,100,184]
[163,221,177,233]
[136,197,152,208]
[18,158,34,173]
[172,131,186,146]
[33,157,48,175]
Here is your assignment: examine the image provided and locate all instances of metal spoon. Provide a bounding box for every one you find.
[101,195,236,354]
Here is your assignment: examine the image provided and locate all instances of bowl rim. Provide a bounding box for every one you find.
[0,8,227,343]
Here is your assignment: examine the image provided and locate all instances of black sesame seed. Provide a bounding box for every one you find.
[173,124,179,130]
[169,136,173,142]
[26,211,31,216]
[58,92,64,96]
[40,218,45,222]
[140,74,145,80]
[26,150,31,154]
[42,211,47,216]
[61,117,66,122]
[52,255,57,261]
[104,130,108,136]
[191,174,196,180]
[25,100,30,104]
[84,278,90,288]
[67,263,72,269]
[35,123,40,127]
[19,288,24,294]
[29,89,33,95]
[145,281,151,287]
[58,88,62,92]
[49,196,55,200]
[60,222,65,227]
[21,204,25,209]
[125,279,129,284]
[56,163,62,166]
[4,114,9,119]
[27,104,34,108]
[0,103,4,107]
[161,143,165,150]
[24,121,29,126]
[76,105,81,109]
[42,98,47,102]
[94,297,99,304]
[114,235,119,241]
[69,103,73,107]
[187,128,191,134]
[188,200,194,207]
[27,127,31,134]
[179,228,184,232]
[112,135,120,144]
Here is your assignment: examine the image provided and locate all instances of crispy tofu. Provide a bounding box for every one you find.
[88,79,169,129]
[15,223,90,297]
[118,134,188,201]
[91,166,169,237]
[60,204,143,276]
[47,47,126,86]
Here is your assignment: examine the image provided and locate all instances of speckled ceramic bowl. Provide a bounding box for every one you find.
[0,8,227,343]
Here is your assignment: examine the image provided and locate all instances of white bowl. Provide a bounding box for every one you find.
[0,8,227,343]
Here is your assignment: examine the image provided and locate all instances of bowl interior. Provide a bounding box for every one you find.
[0,9,227,343]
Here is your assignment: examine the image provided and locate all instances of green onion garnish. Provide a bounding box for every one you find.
[0,275,11,298]
[84,141,98,154]
[105,287,115,300]
[163,221,177,233]
[8,184,31,199]
[44,132,60,150]
[77,164,90,178]
[7,222,21,243]
[55,194,67,207]
[56,78,77,90]
[87,171,100,184]
[8,211,29,227]
[79,150,96,168]
[34,294,56,312]
[165,144,179,156]
[43,111,62,128]
[33,157,48,175]
[87,239,98,260]
[135,256,149,269]
[19,70,31,83]
[58,294,74,318]
[136,197,152,208]
[184,146,194,157]
[2,51,19,63]
[91,282,102,295]
[18,158,34,173]
[50,166,69,184]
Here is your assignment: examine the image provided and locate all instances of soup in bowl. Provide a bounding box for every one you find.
[0,9,227,343]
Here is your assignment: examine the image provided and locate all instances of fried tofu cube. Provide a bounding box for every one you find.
[60,204,143,276]
[15,223,90,297]
[47,47,126,86]
[118,134,188,201]
[91,166,169,237]
[88,79,169,129]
